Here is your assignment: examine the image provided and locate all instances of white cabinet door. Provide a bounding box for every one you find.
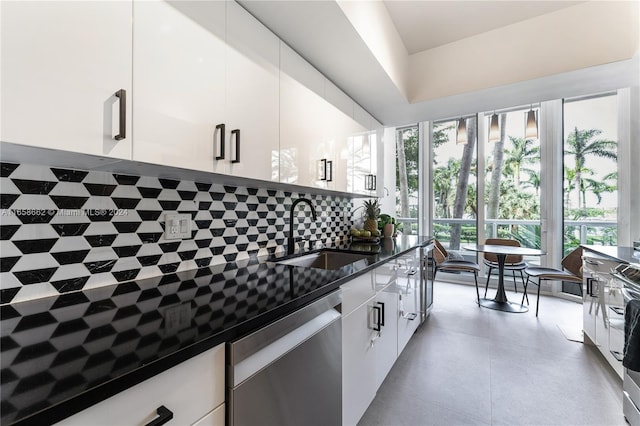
[58,343,225,426]
[132,0,225,172]
[375,286,398,389]
[323,103,354,192]
[342,296,377,426]
[280,43,333,189]
[347,129,376,195]
[398,268,421,354]
[1,1,132,158]
[225,1,279,181]
[280,42,375,193]
[193,403,225,426]
[583,276,597,343]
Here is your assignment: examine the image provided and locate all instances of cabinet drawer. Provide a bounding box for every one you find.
[58,343,225,425]
[341,271,375,316]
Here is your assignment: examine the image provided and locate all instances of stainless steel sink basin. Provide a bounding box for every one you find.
[276,250,373,270]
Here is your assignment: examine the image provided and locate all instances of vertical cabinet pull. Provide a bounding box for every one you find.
[319,159,333,182]
[215,124,225,160]
[320,159,327,181]
[231,129,240,163]
[377,301,385,326]
[365,174,377,191]
[145,405,173,426]
[372,305,382,331]
[114,89,126,140]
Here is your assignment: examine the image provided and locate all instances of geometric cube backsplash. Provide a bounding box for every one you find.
[0,162,353,304]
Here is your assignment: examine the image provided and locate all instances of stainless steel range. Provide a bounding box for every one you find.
[614,262,640,426]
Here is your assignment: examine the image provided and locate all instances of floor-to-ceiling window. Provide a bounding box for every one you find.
[562,93,618,294]
[562,93,618,249]
[418,90,630,294]
[395,126,419,235]
[483,108,541,249]
[431,116,478,257]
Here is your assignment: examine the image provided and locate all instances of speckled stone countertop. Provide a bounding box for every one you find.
[1,235,432,425]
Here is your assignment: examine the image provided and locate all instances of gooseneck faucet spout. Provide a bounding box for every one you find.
[288,198,317,255]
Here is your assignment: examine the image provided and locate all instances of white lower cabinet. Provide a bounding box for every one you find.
[582,252,624,378]
[374,285,399,389]
[397,251,421,354]
[342,252,422,426]
[193,403,225,426]
[58,343,225,425]
[342,294,378,426]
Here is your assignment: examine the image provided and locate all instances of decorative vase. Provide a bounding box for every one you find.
[383,223,394,239]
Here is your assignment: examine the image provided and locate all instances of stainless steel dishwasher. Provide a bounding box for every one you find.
[227,290,342,426]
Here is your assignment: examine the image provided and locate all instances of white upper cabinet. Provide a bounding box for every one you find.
[132,0,226,173]
[280,43,330,189]
[224,1,279,181]
[280,43,365,192]
[1,1,133,158]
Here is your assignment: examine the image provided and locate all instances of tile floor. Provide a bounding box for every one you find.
[359,281,625,426]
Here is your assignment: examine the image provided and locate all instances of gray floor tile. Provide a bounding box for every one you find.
[358,281,624,426]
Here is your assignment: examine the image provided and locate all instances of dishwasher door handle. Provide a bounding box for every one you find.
[232,307,341,387]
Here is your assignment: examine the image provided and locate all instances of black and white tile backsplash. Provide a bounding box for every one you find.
[0,162,352,304]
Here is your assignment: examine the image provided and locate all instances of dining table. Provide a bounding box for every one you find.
[463,244,546,313]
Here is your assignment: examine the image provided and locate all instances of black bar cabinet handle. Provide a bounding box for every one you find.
[372,305,381,331]
[215,124,225,160]
[320,159,327,181]
[377,301,385,326]
[326,160,333,182]
[231,129,240,163]
[145,405,173,426]
[114,89,126,140]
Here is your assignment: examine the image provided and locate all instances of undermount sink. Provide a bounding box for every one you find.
[276,250,374,270]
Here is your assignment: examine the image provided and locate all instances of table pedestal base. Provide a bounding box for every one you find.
[479,298,529,313]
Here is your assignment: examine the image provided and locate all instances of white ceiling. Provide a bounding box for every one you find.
[239,0,638,127]
[382,1,584,54]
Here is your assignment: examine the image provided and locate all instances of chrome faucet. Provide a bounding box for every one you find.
[288,198,317,255]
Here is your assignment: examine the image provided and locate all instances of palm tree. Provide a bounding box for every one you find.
[522,169,541,196]
[450,117,476,250]
[564,127,617,211]
[504,136,540,187]
[487,113,507,220]
[433,158,460,218]
[583,171,617,205]
[564,166,577,211]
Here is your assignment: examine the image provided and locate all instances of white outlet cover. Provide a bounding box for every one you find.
[164,213,192,239]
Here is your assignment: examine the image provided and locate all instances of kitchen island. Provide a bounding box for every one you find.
[1,235,432,425]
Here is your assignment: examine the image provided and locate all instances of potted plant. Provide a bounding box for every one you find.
[377,214,396,238]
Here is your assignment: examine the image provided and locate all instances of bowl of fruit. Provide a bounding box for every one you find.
[350,199,381,243]
[349,227,380,243]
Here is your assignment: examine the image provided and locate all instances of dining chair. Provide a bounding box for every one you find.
[433,239,481,304]
[522,246,583,317]
[483,238,528,298]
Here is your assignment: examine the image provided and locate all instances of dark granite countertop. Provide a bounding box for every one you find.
[581,245,640,265]
[1,235,432,425]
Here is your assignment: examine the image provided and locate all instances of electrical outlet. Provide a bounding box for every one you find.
[164,303,192,333]
[164,213,191,239]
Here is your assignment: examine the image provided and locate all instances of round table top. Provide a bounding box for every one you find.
[463,244,546,256]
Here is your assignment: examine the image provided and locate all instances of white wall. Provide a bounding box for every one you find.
[337,0,409,100]
[408,1,639,104]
